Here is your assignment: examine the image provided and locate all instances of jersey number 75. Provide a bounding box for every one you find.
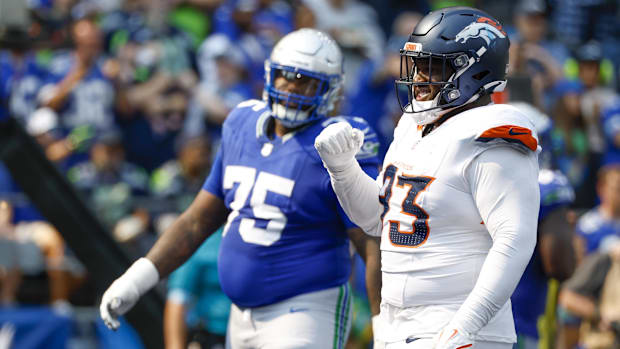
[222,165,295,246]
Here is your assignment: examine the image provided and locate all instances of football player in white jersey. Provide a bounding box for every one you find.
[315,6,540,349]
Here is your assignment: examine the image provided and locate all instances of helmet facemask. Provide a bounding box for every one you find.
[264,62,339,128]
[395,50,466,124]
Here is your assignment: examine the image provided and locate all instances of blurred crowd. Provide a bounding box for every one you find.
[1,0,620,348]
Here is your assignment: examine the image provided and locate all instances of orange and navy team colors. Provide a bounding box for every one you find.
[475,125,537,151]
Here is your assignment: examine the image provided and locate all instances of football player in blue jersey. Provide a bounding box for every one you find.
[100,28,382,348]
[511,169,576,349]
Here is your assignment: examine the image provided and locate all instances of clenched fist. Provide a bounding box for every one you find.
[314,122,364,172]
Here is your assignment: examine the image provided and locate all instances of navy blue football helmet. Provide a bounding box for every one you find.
[395,7,510,124]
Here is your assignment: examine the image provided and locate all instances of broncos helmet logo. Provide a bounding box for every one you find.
[455,22,506,46]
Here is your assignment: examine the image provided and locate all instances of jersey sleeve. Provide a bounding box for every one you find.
[475,125,538,151]
[336,161,380,230]
[450,145,539,335]
[202,147,224,198]
[317,115,382,233]
[471,104,540,154]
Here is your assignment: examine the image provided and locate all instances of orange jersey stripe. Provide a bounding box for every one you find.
[476,125,537,151]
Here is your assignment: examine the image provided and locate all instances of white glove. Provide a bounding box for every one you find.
[314,122,364,173]
[432,325,475,349]
[372,314,386,349]
[99,258,159,330]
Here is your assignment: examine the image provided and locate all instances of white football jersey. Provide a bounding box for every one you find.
[377,103,539,342]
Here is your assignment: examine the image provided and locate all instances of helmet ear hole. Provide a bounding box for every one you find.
[472,70,490,80]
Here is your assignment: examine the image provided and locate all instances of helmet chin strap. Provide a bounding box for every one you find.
[271,103,311,128]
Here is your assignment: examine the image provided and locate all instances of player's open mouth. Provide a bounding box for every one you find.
[279,100,299,109]
[415,86,432,101]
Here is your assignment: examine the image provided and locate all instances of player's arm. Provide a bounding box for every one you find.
[441,145,539,341]
[558,252,611,324]
[163,299,188,349]
[146,190,227,276]
[100,190,228,330]
[538,206,576,281]
[347,228,381,315]
[314,122,383,235]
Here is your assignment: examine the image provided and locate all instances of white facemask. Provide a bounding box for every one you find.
[271,103,311,128]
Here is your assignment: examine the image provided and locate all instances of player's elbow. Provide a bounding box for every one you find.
[494,227,537,264]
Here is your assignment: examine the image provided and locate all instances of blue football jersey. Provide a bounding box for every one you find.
[512,169,574,338]
[203,99,380,308]
[45,53,115,132]
[0,51,48,122]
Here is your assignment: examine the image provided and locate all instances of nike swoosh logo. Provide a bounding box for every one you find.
[289,307,308,313]
[405,337,420,343]
[508,128,529,136]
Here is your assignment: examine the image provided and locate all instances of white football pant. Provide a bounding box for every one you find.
[226,284,352,349]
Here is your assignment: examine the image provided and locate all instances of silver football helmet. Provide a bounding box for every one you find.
[263,28,344,128]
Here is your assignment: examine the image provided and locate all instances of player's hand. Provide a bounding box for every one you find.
[99,258,159,330]
[432,326,474,349]
[314,122,364,172]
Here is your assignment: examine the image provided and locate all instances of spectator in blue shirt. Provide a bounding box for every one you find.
[40,19,123,134]
[0,26,50,125]
[575,164,620,260]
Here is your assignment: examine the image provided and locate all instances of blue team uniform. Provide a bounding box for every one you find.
[601,103,620,166]
[576,207,620,254]
[0,51,48,122]
[512,170,574,341]
[202,99,380,308]
[44,53,116,133]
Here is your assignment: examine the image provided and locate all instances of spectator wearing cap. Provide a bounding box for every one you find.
[567,41,620,164]
[67,128,150,238]
[508,0,569,111]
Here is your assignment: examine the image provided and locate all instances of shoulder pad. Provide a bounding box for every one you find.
[471,104,539,152]
[223,99,269,131]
